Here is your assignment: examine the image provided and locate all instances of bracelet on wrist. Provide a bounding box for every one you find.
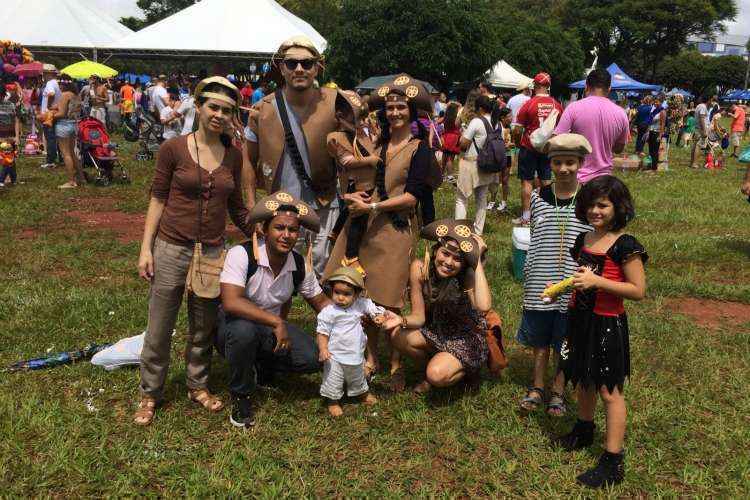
[401,315,408,329]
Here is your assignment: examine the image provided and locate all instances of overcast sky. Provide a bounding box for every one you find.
[97,0,750,37]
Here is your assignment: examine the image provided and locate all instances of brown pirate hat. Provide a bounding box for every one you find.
[369,74,433,113]
[421,219,485,268]
[247,191,321,232]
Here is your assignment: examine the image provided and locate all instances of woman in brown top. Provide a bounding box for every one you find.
[53,75,84,189]
[324,75,434,388]
[134,77,253,426]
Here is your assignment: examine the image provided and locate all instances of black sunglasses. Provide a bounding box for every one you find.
[283,58,316,71]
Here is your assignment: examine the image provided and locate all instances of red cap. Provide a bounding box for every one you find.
[533,72,551,87]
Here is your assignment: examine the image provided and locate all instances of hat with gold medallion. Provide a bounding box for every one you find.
[420,219,485,268]
[369,74,433,113]
[247,191,321,232]
[194,76,241,109]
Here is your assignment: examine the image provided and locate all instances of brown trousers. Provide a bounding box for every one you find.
[139,238,223,400]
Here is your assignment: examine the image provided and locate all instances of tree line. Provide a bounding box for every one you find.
[121,0,743,96]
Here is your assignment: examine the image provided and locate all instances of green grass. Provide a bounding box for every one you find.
[1,132,749,496]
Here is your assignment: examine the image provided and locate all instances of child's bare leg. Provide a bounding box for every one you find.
[327,399,343,417]
[532,346,549,389]
[599,386,626,453]
[551,353,565,394]
[364,324,379,377]
[577,384,597,421]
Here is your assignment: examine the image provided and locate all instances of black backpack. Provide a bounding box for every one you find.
[473,116,507,174]
[240,240,306,295]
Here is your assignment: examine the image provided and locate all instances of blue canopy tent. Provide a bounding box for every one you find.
[569,63,661,91]
[721,89,750,101]
[119,72,151,84]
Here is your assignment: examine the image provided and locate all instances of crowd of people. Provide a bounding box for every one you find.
[121,35,677,489]
[2,35,749,489]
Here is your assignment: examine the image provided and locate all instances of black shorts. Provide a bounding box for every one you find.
[517,147,552,181]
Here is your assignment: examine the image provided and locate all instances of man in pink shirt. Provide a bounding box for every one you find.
[729,104,746,158]
[553,68,630,183]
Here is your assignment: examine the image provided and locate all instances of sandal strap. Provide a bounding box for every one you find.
[189,389,223,409]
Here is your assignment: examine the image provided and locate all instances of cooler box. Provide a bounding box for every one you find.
[511,226,530,281]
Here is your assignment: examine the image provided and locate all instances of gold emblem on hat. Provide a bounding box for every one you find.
[276,192,293,203]
[350,96,361,107]
[460,241,474,253]
[394,76,410,86]
[265,200,280,211]
[296,203,309,216]
[455,225,471,238]
[435,224,449,237]
[377,86,390,97]
[405,85,419,99]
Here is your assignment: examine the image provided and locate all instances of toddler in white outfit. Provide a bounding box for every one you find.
[317,267,385,417]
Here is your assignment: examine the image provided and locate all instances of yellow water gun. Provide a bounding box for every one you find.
[541,277,575,303]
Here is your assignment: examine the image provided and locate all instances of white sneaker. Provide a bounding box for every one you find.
[0,182,4,188]
[486,201,496,210]
[497,201,507,212]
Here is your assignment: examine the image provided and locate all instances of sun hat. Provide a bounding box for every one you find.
[325,266,365,290]
[193,76,241,109]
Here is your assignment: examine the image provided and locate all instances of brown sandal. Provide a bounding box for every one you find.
[133,396,157,426]
[188,389,224,413]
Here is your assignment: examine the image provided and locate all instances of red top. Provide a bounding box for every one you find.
[516,95,563,150]
[578,249,625,316]
[240,86,254,105]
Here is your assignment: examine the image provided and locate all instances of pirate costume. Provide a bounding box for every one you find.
[326,90,377,274]
[323,74,435,309]
[417,219,489,374]
[215,192,324,429]
[245,36,339,275]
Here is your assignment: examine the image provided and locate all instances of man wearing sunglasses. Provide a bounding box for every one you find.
[244,36,340,276]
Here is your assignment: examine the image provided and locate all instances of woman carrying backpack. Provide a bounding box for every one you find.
[455,95,502,236]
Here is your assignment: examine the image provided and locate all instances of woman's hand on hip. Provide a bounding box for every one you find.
[138,249,154,282]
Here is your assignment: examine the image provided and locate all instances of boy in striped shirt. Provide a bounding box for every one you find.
[517,134,593,416]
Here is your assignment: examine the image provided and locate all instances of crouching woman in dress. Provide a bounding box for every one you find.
[383,219,491,393]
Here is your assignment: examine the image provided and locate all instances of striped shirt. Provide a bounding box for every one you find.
[523,185,592,312]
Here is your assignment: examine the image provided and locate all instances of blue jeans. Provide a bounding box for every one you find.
[42,124,60,163]
[216,310,320,397]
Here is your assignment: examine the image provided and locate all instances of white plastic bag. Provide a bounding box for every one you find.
[530,109,559,152]
[91,332,145,371]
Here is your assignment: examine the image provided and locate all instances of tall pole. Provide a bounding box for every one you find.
[745,37,750,89]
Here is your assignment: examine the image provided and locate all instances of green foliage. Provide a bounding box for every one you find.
[325,0,499,89]
[659,50,747,96]
[490,15,585,96]
[561,0,737,80]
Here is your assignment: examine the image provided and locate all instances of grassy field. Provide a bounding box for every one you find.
[1,131,749,497]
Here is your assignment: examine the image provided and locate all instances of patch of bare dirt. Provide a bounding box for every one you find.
[66,210,145,244]
[666,297,750,330]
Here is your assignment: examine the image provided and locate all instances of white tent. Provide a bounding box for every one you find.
[107,0,327,57]
[1,0,134,48]
[484,60,532,90]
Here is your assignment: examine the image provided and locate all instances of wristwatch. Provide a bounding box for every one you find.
[369,202,380,213]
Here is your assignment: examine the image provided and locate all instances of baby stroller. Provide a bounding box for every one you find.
[123,107,163,161]
[78,117,129,186]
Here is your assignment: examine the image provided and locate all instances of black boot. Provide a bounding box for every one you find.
[577,450,625,488]
[554,419,595,451]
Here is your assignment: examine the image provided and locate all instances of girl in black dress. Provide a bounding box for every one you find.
[554,175,648,488]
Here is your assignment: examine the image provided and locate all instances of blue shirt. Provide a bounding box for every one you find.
[251,88,265,105]
[635,104,654,126]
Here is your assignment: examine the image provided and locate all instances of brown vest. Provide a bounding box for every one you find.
[254,87,338,203]
[327,131,376,193]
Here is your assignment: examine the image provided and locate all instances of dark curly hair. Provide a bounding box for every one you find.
[575,175,635,231]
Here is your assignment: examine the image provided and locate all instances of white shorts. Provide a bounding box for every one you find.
[731,132,742,147]
[319,359,368,400]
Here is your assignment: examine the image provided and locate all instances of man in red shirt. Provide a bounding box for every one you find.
[240,82,254,125]
[511,72,563,225]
